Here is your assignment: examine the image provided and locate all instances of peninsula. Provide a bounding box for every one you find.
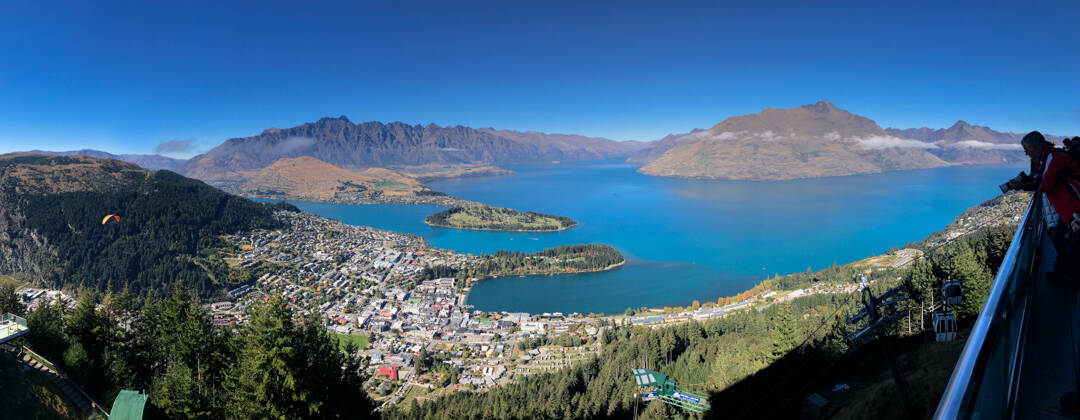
[478,244,625,276]
[425,205,577,232]
[419,244,625,280]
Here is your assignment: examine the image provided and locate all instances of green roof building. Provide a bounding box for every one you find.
[109,390,148,420]
[631,368,710,413]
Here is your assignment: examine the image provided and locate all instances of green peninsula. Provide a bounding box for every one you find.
[479,244,625,276]
[418,244,625,280]
[425,205,577,232]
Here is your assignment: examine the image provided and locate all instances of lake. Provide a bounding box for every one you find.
[283,161,1025,314]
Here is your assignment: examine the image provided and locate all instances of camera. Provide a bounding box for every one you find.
[999,172,1026,194]
[1065,137,1080,153]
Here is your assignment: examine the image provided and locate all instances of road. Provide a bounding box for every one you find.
[377,371,414,411]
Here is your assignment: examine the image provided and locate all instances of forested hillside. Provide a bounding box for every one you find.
[0,154,295,298]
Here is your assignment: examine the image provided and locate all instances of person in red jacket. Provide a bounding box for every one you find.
[1006,131,1080,278]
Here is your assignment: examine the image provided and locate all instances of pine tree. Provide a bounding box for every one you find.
[226,297,301,419]
[153,362,204,419]
[0,281,25,316]
[27,299,68,363]
[770,306,798,361]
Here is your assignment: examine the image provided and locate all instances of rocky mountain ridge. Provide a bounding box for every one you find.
[884,121,1067,165]
[179,117,642,181]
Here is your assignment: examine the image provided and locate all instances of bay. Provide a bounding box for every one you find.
[281,161,1025,314]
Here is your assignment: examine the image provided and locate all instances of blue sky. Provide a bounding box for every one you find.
[1,0,1078,157]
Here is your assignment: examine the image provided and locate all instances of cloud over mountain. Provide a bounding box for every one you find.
[856,135,939,150]
[155,139,196,155]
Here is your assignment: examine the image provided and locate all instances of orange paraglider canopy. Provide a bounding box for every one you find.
[101,214,120,225]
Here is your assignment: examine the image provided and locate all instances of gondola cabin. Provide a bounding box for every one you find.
[942,280,962,306]
[934,312,958,342]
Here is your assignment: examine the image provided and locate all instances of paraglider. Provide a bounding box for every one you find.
[101,214,119,225]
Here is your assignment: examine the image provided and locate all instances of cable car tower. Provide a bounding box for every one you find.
[631,368,710,414]
[845,282,914,415]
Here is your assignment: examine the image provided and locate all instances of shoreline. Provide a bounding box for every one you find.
[239,192,480,207]
[423,219,577,232]
[635,160,1029,182]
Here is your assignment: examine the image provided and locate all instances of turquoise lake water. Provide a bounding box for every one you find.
[282,161,1025,314]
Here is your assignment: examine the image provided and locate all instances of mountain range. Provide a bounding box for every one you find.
[884,121,1064,165]
[25,149,187,171]
[178,117,644,181]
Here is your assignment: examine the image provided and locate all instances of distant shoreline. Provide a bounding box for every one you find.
[424,219,577,232]
[244,192,478,207]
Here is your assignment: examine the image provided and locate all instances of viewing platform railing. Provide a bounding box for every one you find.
[934,195,1046,419]
[0,312,29,344]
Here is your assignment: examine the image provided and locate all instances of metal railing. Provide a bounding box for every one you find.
[1,312,29,340]
[20,344,111,418]
[934,196,1044,419]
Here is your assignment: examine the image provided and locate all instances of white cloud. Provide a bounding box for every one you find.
[155,139,196,155]
[689,130,712,140]
[673,130,719,142]
[824,132,841,141]
[272,136,316,154]
[754,130,785,141]
[947,140,1021,150]
[713,131,745,140]
[855,135,939,150]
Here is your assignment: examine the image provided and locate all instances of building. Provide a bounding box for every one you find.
[377,364,400,380]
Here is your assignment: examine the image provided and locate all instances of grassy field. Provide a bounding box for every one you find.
[399,384,452,410]
[374,180,407,188]
[0,273,17,286]
[335,333,369,350]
